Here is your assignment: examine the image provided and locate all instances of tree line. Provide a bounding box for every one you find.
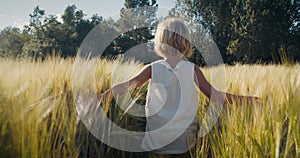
[0,0,299,64]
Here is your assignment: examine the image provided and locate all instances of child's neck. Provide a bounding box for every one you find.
[164,54,184,68]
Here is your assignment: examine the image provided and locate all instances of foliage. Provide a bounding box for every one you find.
[0,1,299,63]
[173,0,300,64]
[106,0,158,57]
[0,27,30,58]
[0,5,104,59]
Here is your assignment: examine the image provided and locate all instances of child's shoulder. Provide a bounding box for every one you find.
[150,59,165,65]
[149,59,195,71]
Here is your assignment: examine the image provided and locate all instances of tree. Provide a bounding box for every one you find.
[173,0,235,64]
[22,5,105,58]
[110,0,158,57]
[59,5,104,57]
[228,0,300,63]
[0,27,29,58]
[174,0,300,63]
[22,6,47,58]
[59,5,84,57]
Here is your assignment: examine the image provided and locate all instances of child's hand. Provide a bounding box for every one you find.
[247,96,263,106]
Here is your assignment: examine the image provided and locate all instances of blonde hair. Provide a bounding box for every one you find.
[154,18,193,58]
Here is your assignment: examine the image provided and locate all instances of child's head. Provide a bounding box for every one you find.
[154,18,193,58]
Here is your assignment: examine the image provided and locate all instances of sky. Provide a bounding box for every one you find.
[0,0,176,30]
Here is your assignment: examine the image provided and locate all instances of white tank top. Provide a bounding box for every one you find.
[141,59,199,154]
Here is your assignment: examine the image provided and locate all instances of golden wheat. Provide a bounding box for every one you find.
[0,57,299,157]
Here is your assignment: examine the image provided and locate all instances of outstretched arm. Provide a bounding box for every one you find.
[194,65,260,104]
[98,64,151,101]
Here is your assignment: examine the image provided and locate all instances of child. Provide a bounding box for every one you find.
[98,18,260,157]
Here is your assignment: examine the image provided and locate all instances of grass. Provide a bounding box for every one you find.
[0,57,299,158]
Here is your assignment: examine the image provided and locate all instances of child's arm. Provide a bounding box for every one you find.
[98,64,151,103]
[194,65,260,104]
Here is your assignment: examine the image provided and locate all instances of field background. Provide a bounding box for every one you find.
[0,57,299,158]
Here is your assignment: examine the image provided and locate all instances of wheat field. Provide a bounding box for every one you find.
[0,57,299,158]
